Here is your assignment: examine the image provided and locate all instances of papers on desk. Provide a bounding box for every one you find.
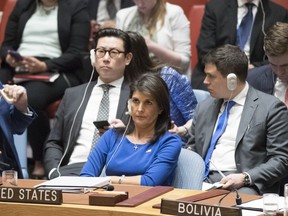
[34,176,111,193]
[236,196,285,212]
[202,182,224,191]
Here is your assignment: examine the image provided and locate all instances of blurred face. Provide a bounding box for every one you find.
[94,37,132,83]
[130,91,162,130]
[204,64,230,99]
[268,52,288,83]
[133,0,157,15]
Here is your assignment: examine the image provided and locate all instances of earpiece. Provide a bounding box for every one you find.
[56,50,96,178]
[125,99,132,115]
[227,73,237,91]
[90,49,95,67]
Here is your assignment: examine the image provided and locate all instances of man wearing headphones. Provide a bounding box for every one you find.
[192,0,288,90]
[247,22,288,106]
[43,28,133,179]
[186,44,288,195]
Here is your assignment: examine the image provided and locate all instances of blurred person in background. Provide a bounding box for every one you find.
[0,0,90,178]
[116,0,191,75]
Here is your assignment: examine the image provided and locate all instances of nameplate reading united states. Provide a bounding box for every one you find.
[0,187,62,205]
[161,198,242,216]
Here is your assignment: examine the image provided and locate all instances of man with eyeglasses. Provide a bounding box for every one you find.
[247,22,288,107]
[43,28,133,179]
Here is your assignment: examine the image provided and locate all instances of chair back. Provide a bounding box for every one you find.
[193,89,210,103]
[172,148,205,190]
[0,0,17,47]
[189,4,205,76]
[14,130,29,179]
[271,0,288,9]
[166,0,208,18]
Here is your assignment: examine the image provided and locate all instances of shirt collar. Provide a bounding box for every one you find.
[237,0,259,7]
[96,76,124,89]
[229,81,249,106]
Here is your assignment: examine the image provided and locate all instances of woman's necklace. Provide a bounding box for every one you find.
[41,4,56,15]
[134,144,138,151]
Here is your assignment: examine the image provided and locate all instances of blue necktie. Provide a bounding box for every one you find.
[237,3,254,50]
[204,101,236,178]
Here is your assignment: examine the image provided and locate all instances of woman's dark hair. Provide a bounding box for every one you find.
[123,73,171,144]
[126,31,164,81]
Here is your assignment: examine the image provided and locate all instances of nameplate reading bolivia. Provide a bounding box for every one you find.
[160,198,242,216]
[0,187,62,205]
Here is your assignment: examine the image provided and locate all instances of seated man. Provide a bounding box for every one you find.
[192,0,288,90]
[43,28,133,179]
[186,44,288,195]
[247,22,288,195]
[247,22,288,106]
[0,83,36,178]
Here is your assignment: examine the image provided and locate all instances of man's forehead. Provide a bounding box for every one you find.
[97,36,124,48]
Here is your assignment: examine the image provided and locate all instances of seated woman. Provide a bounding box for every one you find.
[80,73,182,186]
[0,0,90,178]
[116,0,190,75]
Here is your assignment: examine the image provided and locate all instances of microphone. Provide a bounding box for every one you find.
[102,184,114,191]
[218,189,242,206]
[0,161,11,170]
[83,184,114,193]
[235,189,242,205]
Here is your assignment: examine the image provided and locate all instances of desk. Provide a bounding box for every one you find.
[0,179,261,216]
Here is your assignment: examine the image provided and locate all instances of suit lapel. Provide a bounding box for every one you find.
[236,87,258,147]
[116,80,130,119]
[227,0,239,44]
[250,0,267,54]
[202,100,223,157]
[70,82,96,149]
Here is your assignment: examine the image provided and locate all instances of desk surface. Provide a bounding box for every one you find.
[0,179,261,216]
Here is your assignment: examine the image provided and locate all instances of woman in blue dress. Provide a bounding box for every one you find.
[81,74,182,186]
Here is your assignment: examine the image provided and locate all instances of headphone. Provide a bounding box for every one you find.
[90,49,95,66]
[125,99,132,115]
[227,73,237,91]
[54,51,96,178]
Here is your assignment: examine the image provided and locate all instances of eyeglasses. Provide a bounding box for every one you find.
[95,48,125,59]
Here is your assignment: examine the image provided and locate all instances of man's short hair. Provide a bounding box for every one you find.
[203,44,248,82]
[264,22,288,57]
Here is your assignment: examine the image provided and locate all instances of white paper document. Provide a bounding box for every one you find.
[236,196,285,212]
[202,182,224,191]
[34,176,111,193]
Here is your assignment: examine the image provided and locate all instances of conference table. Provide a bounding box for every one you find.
[0,179,267,216]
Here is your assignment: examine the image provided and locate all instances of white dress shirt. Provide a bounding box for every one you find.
[210,82,249,171]
[69,77,123,164]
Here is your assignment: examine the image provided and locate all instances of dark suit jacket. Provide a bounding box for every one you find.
[88,0,134,19]
[0,94,35,178]
[247,64,276,94]
[186,86,288,194]
[191,0,288,90]
[0,0,90,83]
[43,80,130,177]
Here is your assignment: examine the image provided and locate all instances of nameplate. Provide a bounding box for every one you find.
[161,198,242,216]
[0,187,62,205]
